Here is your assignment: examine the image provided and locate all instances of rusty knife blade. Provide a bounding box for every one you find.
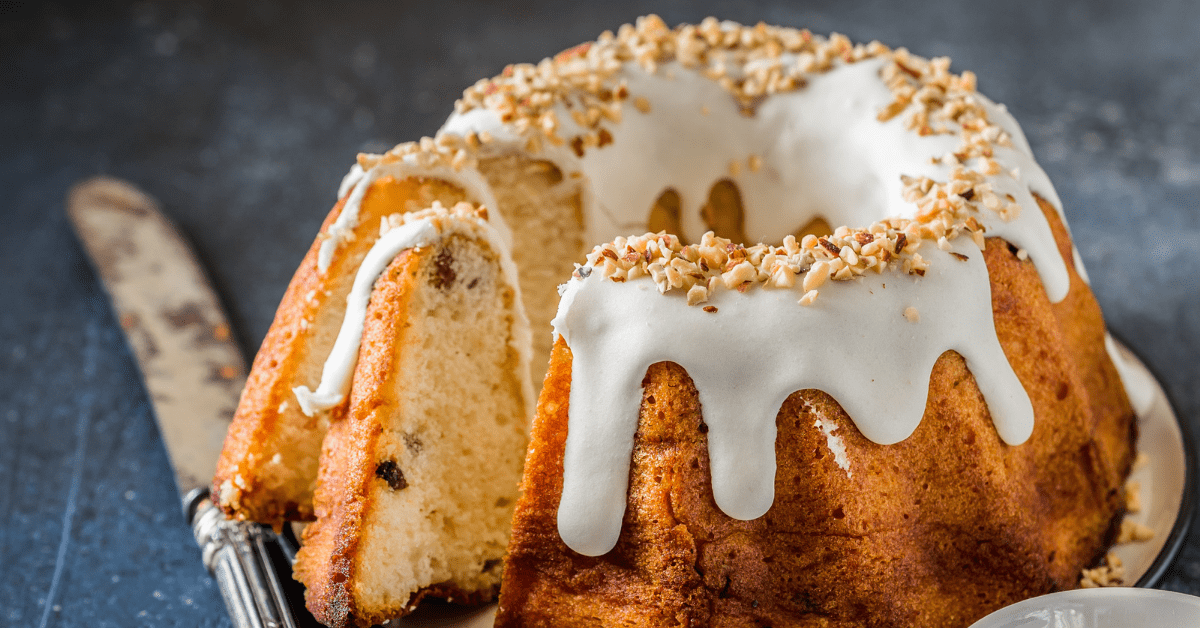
[67,176,246,496]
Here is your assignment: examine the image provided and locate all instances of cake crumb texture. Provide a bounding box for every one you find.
[293,232,528,627]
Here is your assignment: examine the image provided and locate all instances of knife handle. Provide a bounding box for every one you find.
[184,488,299,628]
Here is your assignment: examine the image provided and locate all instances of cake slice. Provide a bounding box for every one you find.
[292,203,533,627]
[213,169,474,525]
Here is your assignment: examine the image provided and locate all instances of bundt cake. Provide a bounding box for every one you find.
[289,202,532,626]
[212,15,1138,628]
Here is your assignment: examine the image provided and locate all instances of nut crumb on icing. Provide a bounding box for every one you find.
[449,15,1011,160]
[445,17,1023,290]
[574,225,939,306]
[356,137,480,175]
[377,200,489,238]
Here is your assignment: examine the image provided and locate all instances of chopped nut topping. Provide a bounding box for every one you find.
[578,221,940,307]
[448,18,889,159]
[379,200,489,238]
[903,306,920,323]
[353,137,480,176]
[353,17,1033,292]
[804,260,829,291]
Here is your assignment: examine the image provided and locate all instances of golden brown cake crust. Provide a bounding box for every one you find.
[495,198,1134,628]
[212,177,467,525]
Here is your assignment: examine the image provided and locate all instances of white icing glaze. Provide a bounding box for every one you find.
[318,159,508,273]
[552,240,1033,556]
[338,163,366,202]
[294,213,535,429]
[443,56,1071,303]
[296,218,439,415]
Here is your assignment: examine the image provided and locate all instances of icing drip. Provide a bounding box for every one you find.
[294,209,535,426]
[295,218,441,415]
[552,240,1033,556]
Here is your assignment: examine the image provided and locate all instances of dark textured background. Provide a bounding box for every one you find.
[4,1,1200,625]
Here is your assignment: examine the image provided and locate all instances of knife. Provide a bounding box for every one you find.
[66,176,303,628]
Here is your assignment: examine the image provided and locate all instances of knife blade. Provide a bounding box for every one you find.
[67,176,244,494]
[67,176,301,628]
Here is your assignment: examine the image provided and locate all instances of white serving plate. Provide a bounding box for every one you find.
[1108,338,1194,587]
[969,588,1200,627]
